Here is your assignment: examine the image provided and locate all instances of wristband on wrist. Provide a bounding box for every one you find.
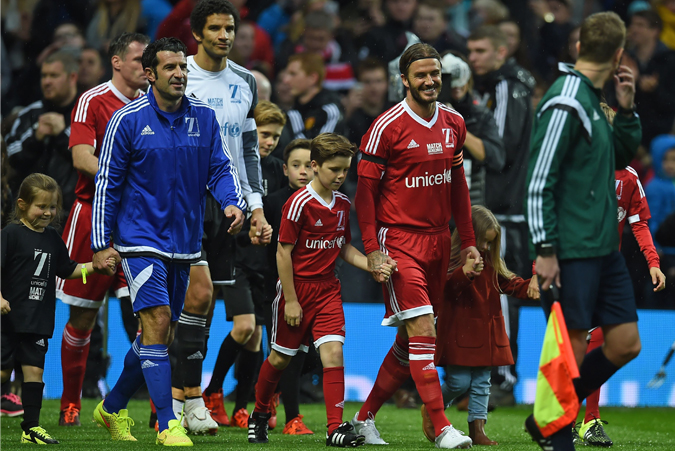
[618,105,636,116]
[536,242,557,257]
[81,264,88,284]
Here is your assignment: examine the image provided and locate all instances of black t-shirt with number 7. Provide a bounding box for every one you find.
[1,223,78,337]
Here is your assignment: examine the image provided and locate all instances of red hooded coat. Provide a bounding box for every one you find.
[436,263,532,367]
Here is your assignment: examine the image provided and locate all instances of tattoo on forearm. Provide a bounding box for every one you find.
[369,251,387,271]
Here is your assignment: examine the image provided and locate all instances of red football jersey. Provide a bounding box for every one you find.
[615,166,650,247]
[278,184,352,281]
[69,81,137,203]
[358,100,467,229]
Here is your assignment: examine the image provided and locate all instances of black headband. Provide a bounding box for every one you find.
[402,55,442,75]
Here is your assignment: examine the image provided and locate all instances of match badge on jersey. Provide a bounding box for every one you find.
[304,117,316,130]
[427,143,443,155]
[207,97,224,109]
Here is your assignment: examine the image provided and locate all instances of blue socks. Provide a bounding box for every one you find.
[140,344,175,431]
[104,337,144,413]
[102,337,176,432]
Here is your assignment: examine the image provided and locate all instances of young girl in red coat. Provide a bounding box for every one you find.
[424,205,539,446]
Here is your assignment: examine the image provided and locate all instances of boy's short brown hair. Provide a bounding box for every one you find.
[578,12,626,63]
[283,138,312,164]
[254,100,287,127]
[310,133,356,166]
[288,53,325,86]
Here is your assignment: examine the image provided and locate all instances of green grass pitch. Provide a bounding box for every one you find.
[2,400,674,450]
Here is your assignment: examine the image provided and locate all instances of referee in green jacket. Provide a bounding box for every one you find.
[524,11,642,451]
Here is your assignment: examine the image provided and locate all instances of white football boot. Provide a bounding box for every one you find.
[350,411,388,445]
[435,425,472,449]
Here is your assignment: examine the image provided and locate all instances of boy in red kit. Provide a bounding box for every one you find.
[575,104,666,447]
[248,133,395,447]
[351,43,480,449]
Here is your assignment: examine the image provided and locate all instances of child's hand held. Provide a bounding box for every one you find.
[527,275,540,300]
[386,256,398,272]
[463,255,476,275]
[1,297,10,315]
[380,263,394,278]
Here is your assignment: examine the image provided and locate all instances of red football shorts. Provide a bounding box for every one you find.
[271,278,346,356]
[377,226,451,326]
[57,200,128,308]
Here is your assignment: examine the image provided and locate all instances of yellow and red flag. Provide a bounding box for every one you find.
[534,301,580,437]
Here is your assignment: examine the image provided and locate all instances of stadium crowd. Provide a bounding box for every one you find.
[1,0,674,448]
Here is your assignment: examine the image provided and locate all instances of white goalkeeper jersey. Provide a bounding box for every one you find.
[186,56,263,211]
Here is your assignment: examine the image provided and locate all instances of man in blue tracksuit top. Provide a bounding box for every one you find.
[89,37,245,446]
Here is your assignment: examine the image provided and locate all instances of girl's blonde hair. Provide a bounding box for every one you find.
[599,102,616,125]
[449,205,514,286]
[12,173,62,226]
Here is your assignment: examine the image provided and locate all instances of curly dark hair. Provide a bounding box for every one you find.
[190,0,240,37]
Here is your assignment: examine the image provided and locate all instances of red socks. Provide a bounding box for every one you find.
[323,367,344,434]
[357,334,410,421]
[254,359,284,413]
[60,323,92,411]
[584,329,604,423]
[409,336,450,437]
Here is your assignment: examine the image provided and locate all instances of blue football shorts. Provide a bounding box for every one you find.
[121,256,190,322]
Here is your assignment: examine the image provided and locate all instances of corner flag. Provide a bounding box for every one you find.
[533,300,580,437]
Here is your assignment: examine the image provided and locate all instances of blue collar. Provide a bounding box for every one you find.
[146,85,191,120]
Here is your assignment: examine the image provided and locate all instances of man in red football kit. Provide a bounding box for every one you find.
[350,43,480,449]
[56,32,150,426]
[247,133,395,447]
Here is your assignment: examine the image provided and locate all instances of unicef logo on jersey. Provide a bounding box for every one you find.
[222,122,241,137]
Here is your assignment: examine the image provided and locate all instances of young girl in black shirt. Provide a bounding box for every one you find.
[1,173,114,444]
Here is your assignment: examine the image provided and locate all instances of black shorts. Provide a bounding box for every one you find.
[221,268,266,324]
[1,331,50,370]
[195,221,236,284]
[540,251,638,331]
